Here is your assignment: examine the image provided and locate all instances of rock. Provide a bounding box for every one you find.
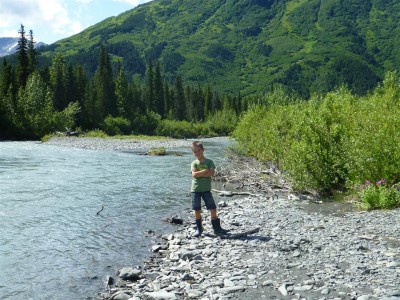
[218,200,228,207]
[321,288,330,295]
[118,267,141,281]
[144,291,177,299]
[278,284,288,296]
[357,295,372,300]
[387,262,400,269]
[220,286,246,294]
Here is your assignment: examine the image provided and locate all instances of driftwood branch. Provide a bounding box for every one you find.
[96,205,104,215]
[212,189,258,197]
[213,154,292,194]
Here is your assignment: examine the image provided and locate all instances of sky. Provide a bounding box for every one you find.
[0,0,154,45]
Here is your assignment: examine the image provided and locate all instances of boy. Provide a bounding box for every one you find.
[191,141,228,237]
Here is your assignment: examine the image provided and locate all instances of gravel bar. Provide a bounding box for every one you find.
[45,136,193,151]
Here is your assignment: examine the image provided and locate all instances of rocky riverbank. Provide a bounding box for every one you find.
[46,137,400,300]
[96,190,400,299]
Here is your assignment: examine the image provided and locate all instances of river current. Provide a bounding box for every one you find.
[0,138,230,300]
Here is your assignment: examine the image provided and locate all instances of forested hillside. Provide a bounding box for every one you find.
[2,0,400,140]
[36,0,400,97]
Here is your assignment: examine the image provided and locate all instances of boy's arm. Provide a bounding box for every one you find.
[192,168,215,178]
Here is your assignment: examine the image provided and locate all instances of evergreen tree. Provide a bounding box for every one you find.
[204,83,212,118]
[94,46,116,118]
[115,67,129,117]
[0,59,17,138]
[27,29,37,74]
[16,24,29,88]
[185,85,193,120]
[0,59,15,99]
[194,84,205,121]
[84,81,102,128]
[74,65,87,128]
[154,62,164,117]
[174,75,185,120]
[164,81,171,118]
[145,61,154,112]
[50,53,67,110]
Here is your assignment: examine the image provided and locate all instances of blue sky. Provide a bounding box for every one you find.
[0,0,154,44]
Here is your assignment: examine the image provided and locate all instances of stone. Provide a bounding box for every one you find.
[118,267,142,281]
[144,291,177,299]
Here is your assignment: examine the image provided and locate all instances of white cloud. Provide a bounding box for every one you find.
[0,0,153,43]
[0,0,84,41]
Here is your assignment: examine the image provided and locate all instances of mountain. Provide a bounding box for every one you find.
[0,38,19,57]
[37,0,400,97]
[0,37,47,57]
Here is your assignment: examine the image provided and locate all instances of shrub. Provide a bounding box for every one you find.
[147,146,167,156]
[358,179,400,210]
[102,116,131,136]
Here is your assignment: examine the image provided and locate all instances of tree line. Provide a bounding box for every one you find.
[0,25,248,140]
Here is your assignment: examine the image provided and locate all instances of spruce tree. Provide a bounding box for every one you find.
[174,75,186,121]
[27,30,37,74]
[94,46,116,118]
[154,62,164,117]
[16,24,29,88]
[145,61,154,112]
[115,67,129,117]
[50,53,67,110]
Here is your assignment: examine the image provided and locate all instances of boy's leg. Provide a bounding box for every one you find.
[191,192,203,237]
[210,208,217,219]
[203,192,229,234]
[194,210,202,219]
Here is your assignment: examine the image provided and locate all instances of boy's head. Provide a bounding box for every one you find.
[192,141,205,159]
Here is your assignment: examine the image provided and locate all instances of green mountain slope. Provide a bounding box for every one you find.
[39,0,400,97]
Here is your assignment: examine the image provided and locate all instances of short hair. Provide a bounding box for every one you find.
[192,141,204,149]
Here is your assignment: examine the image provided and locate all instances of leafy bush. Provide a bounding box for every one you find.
[155,119,206,138]
[204,109,238,136]
[233,72,400,200]
[102,116,131,136]
[358,179,400,210]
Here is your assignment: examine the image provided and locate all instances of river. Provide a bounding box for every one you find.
[0,137,230,300]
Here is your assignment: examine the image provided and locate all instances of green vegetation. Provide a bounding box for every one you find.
[0,27,241,140]
[233,72,400,209]
[33,0,400,97]
[357,179,400,210]
[147,146,167,156]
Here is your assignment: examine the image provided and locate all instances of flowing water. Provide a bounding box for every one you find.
[0,138,230,300]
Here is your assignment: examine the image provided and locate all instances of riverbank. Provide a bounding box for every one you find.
[95,192,400,300]
[45,137,400,300]
[91,156,399,299]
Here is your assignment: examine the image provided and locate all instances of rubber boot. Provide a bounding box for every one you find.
[193,218,203,237]
[211,218,229,235]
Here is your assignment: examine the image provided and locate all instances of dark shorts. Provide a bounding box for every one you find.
[191,191,217,211]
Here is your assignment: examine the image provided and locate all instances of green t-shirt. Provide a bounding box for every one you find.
[191,158,215,192]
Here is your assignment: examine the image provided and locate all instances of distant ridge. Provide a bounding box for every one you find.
[0,37,47,57]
